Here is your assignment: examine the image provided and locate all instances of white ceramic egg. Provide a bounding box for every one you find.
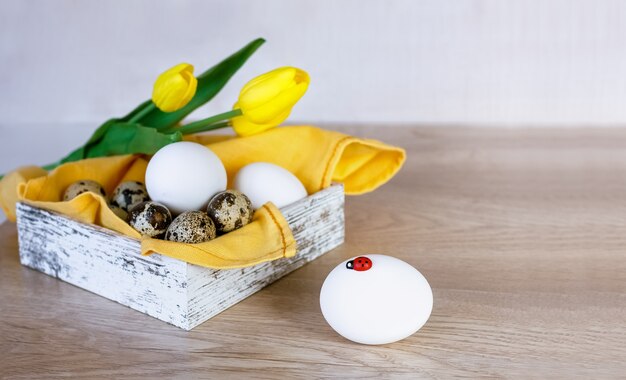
[233,162,307,209]
[320,254,433,345]
[145,142,227,214]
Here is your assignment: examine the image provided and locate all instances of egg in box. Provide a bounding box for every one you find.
[206,190,254,234]
[110,181,150,214]
[145,141,227,215]
[119,141,304,243]
[234,162,308,209]
[166,210,217,243]
[63,180,106,201]
[128,201,172,238]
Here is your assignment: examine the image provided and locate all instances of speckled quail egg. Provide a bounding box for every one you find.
[165,211,216,244]
[109,204,129,221]
[128,201,172,238]
[63,180,106,201]
[110,181,150,212]
[206,190,254,234]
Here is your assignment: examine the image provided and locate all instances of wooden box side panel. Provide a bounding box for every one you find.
[15,204,190,327]
[15,184,345,330]
[185,184,345,329]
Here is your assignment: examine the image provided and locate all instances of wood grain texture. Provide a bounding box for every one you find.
[15,185,344,330]
[1,126,625,378]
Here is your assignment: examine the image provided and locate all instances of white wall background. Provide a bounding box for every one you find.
[3,0,626,127]
[2,0,626,222]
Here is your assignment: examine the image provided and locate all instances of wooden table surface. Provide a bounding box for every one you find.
[1,126,625,379]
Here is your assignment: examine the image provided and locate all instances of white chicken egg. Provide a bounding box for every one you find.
[233,162,307,209]
[320,254,433,345]
[145,142,227,214]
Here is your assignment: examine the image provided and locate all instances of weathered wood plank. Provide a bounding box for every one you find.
[15,184,345,330]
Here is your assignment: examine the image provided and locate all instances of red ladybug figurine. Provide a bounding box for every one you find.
[346,256,372,271]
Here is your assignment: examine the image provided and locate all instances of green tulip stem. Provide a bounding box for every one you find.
[164,109,242,135]
[181,120,232,135]
[128,102,158,124]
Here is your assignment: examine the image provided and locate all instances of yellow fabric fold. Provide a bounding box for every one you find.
[0,126,404,269]
[0,165,48,221]
[142,203,295,269]
[16,155,147,238]
[186,125,406,195]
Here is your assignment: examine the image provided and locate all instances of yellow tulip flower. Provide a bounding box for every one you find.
[236,67,309,127]
[161,66,310,137]
[231,102,291,137]
[152,63,198,112]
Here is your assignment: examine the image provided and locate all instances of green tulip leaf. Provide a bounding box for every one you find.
[85,122,183,158]
[124,37,265,130]
[55,118,119,165]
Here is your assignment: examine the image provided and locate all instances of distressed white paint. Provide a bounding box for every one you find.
[16,185,345,330]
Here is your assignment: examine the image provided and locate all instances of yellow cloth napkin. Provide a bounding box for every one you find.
[187,126,406,195]
[0,126,405,269]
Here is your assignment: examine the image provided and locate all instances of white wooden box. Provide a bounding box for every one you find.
[15,184,344,330]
